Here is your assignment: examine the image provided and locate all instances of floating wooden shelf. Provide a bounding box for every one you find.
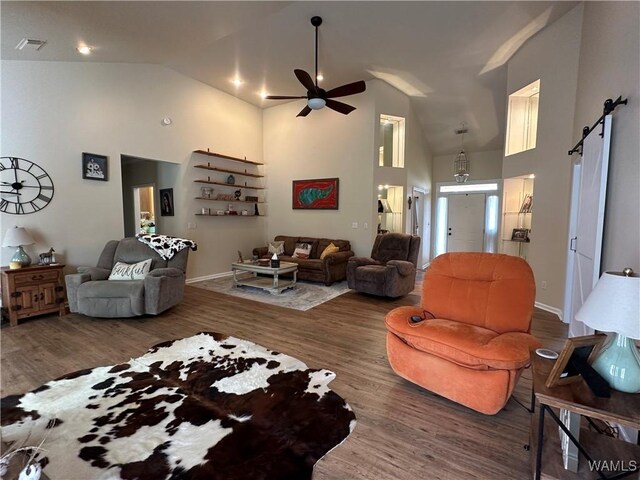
[194,150,266,217]
[194,179,265,190]
[194,150,263,166]
[194,164,264,178]
[195,197,264,203]
[195,213,262,217]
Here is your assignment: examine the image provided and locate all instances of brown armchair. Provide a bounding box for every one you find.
[347,233,420,297]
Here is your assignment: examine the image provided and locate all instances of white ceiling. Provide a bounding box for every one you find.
[1,1,578,155]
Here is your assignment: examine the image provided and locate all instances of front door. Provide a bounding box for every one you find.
[447,193,485,252]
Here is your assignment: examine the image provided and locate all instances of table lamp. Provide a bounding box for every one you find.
[2,226,35,269]
[575,268,640,393]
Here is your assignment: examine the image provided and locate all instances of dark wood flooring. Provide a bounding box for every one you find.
[1,279,567,479]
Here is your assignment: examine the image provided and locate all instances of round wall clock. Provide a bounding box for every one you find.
[0,157,54,215]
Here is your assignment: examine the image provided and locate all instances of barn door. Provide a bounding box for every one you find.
[563,115,612,335]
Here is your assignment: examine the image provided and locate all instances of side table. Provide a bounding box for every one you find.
[530,353,640,479]
[1,264,67,326]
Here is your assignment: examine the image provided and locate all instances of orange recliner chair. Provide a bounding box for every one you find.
[385,252,541,415]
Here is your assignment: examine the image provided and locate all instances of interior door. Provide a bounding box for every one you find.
[447,193,486,252]
[411,189,429,268]
[564,115,611,336]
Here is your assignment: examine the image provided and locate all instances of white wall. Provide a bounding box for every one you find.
[503,5,583,310]
[262,79,431,257]
[573,1,640,273]
[0,61,264,279]
[433,149,503,185]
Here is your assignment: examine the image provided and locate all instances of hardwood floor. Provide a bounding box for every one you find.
[1,280,567,480]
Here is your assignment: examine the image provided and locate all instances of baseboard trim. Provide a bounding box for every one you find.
[186,271,232,284]
[534,301,563,322]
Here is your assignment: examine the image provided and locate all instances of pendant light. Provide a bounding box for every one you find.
[454,124,469,183]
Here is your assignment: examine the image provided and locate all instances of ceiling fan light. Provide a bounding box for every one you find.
[308,98,326,110]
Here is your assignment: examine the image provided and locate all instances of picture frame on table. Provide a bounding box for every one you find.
[511,228,530,242]
[545,334,607,389]
[82,153,108,181]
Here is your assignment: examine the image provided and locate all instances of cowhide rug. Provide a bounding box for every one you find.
[1,332,356,479]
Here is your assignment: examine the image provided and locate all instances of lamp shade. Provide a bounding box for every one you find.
[575,271,640,339]
[2,226,35,248]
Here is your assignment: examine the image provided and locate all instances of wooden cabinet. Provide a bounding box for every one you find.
[1,264,66,326]
[193,150,265,217]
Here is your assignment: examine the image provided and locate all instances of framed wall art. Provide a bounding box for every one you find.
[82,152,108,181]
[292,178,339,210]
[159,188,174,216]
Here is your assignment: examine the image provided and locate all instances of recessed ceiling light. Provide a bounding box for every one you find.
[259,91,268,99]
[316,74,324,82]
[231,78,243,87]
[77,46,92,55]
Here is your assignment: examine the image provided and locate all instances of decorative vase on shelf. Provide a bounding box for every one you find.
[226,174,235,185]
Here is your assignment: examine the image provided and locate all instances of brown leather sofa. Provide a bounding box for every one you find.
[253,235,354,285]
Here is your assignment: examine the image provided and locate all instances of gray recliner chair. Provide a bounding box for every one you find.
[347,233,421,298]
[65,237,189,318]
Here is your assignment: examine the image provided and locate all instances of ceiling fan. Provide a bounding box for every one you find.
[265,16,366,117]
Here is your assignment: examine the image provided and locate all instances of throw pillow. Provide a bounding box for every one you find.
[108,259,152,281]
[320,243,340,260]
[292,242,312,260]
[268,240,285,256]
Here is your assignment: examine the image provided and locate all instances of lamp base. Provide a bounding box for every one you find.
[11,246,32,268]
[592,333,640,393]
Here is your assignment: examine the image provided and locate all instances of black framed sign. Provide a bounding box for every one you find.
[82,152,108,181]
[160,188,174,216]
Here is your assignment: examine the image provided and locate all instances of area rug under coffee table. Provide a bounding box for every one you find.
[1,332,356,480]
[191,275,350,311]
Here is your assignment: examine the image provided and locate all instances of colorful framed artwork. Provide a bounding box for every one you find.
[82,152,108,181]
[292,178,339,210]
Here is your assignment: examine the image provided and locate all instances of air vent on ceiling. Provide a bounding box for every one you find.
[15,38,47,51]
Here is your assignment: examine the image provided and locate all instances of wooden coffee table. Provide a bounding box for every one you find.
[231,261,298,295]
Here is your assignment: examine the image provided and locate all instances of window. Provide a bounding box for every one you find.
[505,80,540,156]
[379,114,405,168]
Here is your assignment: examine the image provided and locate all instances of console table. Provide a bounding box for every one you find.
[1,264,67,326]
[530,354,640,479]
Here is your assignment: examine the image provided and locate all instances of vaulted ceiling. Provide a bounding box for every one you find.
[1,1,578,155]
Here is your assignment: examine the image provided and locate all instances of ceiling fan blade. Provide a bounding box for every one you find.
[325,80,366,99]
[265,95,307,100]
[294,69,317,92]
[297,105,312,117]
[325,99,356,115]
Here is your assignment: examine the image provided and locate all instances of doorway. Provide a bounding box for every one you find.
[133,185,156,235]
[433,181,500,258]
[121,155,180,238]
[447,193,486,252]
[411,187,430,268]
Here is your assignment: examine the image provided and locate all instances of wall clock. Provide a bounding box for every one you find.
[0,157,54,215]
